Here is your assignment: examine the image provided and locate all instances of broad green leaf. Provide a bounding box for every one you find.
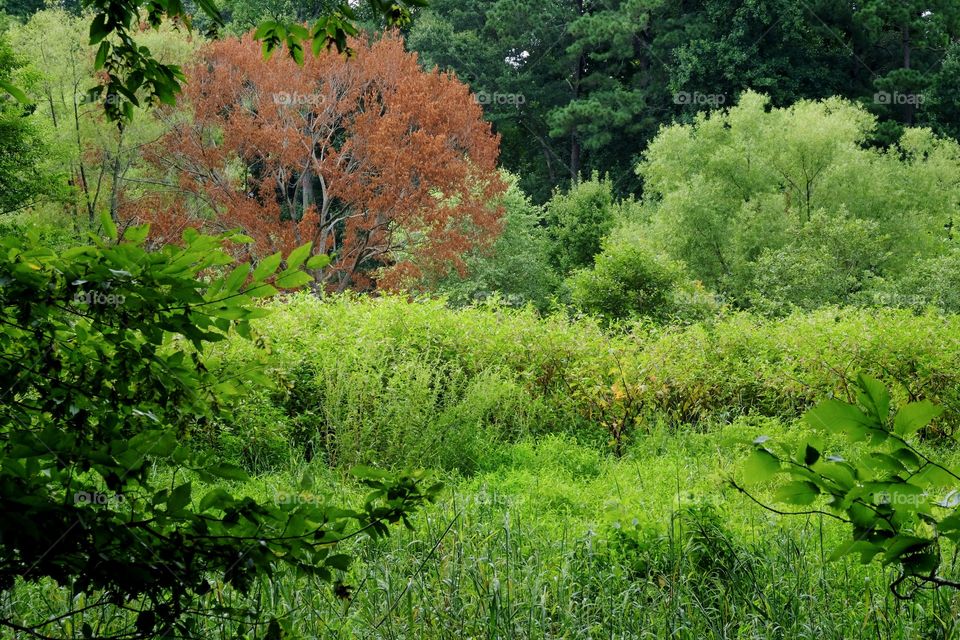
[286,243,313,270]
[856,375,890,424]
[199,488,233,512]
[123,224,150,245]
[742,448,781,483]
[205,463,251,482]
[253,20,280,39]
[167,482,192,513]
[893,400,943,437]
[829,539,883,563]
[805,399,875,441]
[325,554,351,570]
[775,480,820,505]
[223,264,250,295]
[0,79,29,105]
[306,253,331,269]
[253,252,283,281]
[100,211,118,241]
[275,271,314,289]
[881,535,932,565]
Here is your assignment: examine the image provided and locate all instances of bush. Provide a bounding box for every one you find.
[215,296,960,471]
[545,173,619,275]
[887,246,960,313]
[435,172,559,311]
[567,236,708,323]
[747,210,889,314]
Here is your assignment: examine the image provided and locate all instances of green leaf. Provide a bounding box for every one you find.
[286,243,313,270]
[275,270,314,289]
[199,488,233,512]
[742,448,781,483]
[829,539,884,563]
[805,399,876,441]
[122,223,150,244]
[100,211,118,241]
[253,252,283,281]
[881,535,932,565]
[326,554,352,570]
[205,463,251,482]
[95,41,111,71]
[775,480,820,505]
[89,13,111,44]
[0,79,30,105]
[893,400,943,437]
[306,253,331,269]
[167,482,192,513]
[253,20,280,40]
[856,375,890,424]
[222,264,250,295]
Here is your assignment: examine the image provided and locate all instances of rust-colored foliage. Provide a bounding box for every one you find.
[126,33,505,291]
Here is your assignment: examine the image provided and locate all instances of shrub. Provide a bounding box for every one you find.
[887,246,960,313]
[215,296,960,470]
[545,173,619,275]
[567,236,702,323]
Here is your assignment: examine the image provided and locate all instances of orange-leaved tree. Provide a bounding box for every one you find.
[125,33,505,291]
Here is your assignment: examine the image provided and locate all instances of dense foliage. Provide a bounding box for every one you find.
[740,376,960,597]
[4,0,960,637]
[0,224,436,638]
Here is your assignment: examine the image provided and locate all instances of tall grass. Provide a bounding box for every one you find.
[9,430,957,638]
[210,295,960,473]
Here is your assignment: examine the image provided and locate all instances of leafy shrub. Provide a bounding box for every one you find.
[216,297,960,471]
[748,211,888,314]
[887,246,960,313]
[435,172,559,311]
[738,376,960,597]
[545,173,619,275]
[567,235,708,324]
[0,224,436,638]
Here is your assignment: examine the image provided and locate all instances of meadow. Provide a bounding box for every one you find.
[9,295,959,639]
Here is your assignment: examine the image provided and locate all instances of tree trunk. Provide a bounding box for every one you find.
[302,166,314,213]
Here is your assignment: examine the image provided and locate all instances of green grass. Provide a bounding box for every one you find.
[9,426,960,638]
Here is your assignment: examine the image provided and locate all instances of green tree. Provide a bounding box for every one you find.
[639,91,960,309]
[854,0,960,133]
[406,0,576,202]
[435,173,559,311]
[7,10,198,226]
